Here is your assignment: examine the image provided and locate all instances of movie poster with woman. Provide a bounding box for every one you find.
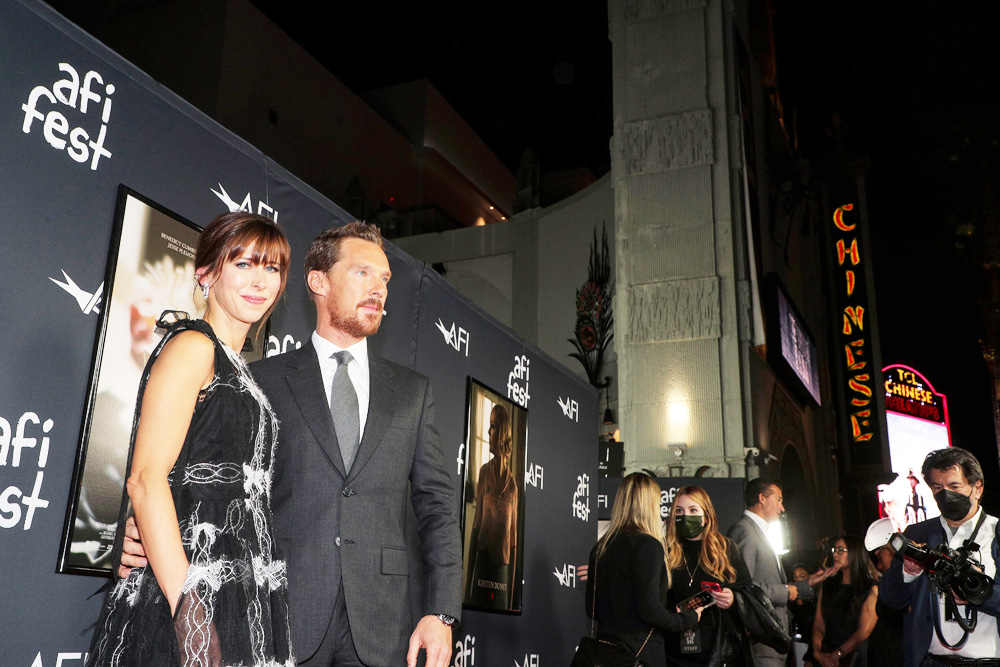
[461,379,527,613]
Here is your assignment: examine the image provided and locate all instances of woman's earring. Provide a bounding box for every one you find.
[201,283,210,299]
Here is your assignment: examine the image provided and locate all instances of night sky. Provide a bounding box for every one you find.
[247,0,614,176]
[253,2,1000,493]
[773,1,1000,499]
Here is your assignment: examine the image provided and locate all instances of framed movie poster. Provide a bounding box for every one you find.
[58,187,203,575]
[461,379,527,613]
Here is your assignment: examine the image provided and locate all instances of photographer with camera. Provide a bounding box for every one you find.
[879,447,1000,667]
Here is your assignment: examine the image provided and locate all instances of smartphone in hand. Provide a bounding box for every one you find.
[680,589,717,611]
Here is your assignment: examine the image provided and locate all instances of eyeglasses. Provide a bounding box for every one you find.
[828,547,848,554]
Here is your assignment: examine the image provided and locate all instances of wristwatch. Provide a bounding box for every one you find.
[436,614,457,627]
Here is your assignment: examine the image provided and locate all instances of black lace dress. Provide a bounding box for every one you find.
[85,319,294,667]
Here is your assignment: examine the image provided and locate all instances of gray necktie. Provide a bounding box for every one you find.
[330,350,360,471]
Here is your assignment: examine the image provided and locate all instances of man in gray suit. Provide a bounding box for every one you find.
[123,223,462,667]
[728,479,829,667]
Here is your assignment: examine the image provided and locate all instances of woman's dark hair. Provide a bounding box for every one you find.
[821,534,875,627]
[195,211,291,322]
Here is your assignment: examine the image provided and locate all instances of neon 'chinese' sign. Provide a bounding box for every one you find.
[832,203,876,443]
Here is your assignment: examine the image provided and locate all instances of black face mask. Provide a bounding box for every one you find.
[676,515,705,539]
[934,488,974,521]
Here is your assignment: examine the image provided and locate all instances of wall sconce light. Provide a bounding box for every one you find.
[667,442,688,458]
[602,379,616,425]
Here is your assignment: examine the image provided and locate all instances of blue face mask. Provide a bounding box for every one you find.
[676,515,705,539]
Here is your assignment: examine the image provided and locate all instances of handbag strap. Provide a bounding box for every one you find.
[589,556,597,638]
[597,628,654,656]
[590,547,656,657]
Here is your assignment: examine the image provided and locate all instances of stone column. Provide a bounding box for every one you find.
[609,0,749,476]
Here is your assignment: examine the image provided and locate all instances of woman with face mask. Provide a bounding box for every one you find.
[584,473,703,666]
[664,486,752,667]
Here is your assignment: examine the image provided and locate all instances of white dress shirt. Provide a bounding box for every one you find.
[311,331,370,440]
[917,508,1000,659]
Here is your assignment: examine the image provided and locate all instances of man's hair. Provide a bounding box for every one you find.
[744,478,779,509]
[303,221,384,282]
[921,447,984,487]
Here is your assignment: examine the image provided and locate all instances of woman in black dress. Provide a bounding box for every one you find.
[812,535,878,667]
[586,473,702,667]
[664,485,752,667]
[86,212,293,667]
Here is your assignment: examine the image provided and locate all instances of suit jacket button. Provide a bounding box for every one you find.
[343,487,354,497]
[335,536,341,547]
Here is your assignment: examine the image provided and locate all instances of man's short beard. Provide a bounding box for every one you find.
[327,300,381,339]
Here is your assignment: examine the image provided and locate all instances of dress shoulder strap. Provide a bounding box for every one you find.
[107,312,220,575]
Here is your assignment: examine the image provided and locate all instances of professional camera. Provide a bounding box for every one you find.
[888,532,994,605]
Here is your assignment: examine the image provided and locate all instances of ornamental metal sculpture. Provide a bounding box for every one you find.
[568,224,613,389]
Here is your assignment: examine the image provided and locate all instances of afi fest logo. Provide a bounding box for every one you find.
[452,634,476,667]
[553,563,577,587]
[557,396,578,422]
[267,333,301,358]
[515,655,540,667]
[21,63,114,170]
[660,488,679,519]
[435,318,470,356]
[50,270,103,315]
[525,461,544,489]
[211,183,279,221]
[30,652,87,667]
[507,355,531,407]
[572,473,590,522]
[1,412,53,530]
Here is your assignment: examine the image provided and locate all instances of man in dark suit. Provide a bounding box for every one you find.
[252,222,462,667]
[122,223,462,667]
[728,479,825,667]
[880,448,1000,667]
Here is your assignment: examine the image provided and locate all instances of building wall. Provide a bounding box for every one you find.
[394,175,618,418]
[608,0,750,476]
[99,0,513,231]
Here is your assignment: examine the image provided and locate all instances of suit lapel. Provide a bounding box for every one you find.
[285,342,347,478]
[346,352,396,482]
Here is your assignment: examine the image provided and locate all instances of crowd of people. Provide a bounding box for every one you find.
[585,446,1000,667]
[76,211,1000,667]
[86,215,462,667]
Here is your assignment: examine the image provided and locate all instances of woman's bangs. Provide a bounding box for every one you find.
[226,225,290,270]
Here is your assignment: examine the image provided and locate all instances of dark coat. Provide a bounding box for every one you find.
[252,341,462,667]
[878,512,1000,667]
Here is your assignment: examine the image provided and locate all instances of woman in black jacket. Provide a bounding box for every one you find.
[586,473,702,666]
[664,485,752,667]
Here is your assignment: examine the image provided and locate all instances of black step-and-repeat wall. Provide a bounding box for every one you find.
[0,2,597,665]
[598,477,747,531]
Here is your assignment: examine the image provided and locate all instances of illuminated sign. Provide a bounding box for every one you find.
[777,287,821,404]
[883,364,948,424]
[879,364,950,531]
[831,203,877,444]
